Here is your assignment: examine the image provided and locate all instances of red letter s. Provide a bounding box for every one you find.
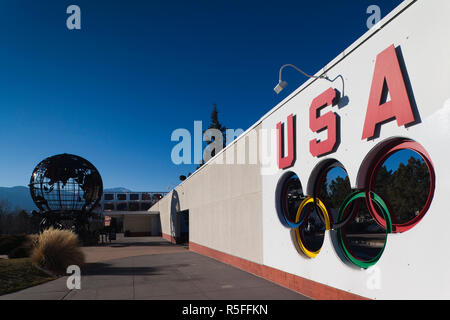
[309,88,340,157]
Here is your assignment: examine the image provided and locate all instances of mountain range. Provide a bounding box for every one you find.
[0,186,132,213]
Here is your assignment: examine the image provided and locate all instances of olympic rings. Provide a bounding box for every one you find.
[337,191,392,268]
[278,173,308,228]
[365,139,435,233]
[295,197,330,258]
[276,138,435,269]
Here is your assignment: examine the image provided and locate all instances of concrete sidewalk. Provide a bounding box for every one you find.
[0,237,310,300]
[81,235,188,263]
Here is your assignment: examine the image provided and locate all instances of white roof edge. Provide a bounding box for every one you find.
[165,0,417,191]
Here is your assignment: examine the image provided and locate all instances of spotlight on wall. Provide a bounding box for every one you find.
[273,80,287,94]
[274,80,288,94]
[274,64,329,94]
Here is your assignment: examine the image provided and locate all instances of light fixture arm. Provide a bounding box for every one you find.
[278,64,329,82]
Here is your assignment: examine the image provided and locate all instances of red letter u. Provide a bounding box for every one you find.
[276,114,295,169]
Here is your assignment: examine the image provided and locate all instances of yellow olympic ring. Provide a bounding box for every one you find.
[295,197,330,258]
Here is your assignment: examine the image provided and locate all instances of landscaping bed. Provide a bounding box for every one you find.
[0,258,55,295]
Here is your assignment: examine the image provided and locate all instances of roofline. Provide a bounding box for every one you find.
[167,0,417,192]
[104,211,160,216]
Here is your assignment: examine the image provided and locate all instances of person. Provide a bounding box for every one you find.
[108,217,117,241]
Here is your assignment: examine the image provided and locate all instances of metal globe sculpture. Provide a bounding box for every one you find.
[29,153,103,232]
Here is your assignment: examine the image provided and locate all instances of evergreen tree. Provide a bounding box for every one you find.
[327,176,352,210]
[197,103,227,169]
[374,156,429,224]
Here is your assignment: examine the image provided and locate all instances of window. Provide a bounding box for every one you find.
[129,202,139,211]
[130,194,139,201]
[315,161,351,223]
[117,203,127,211]
[104,194,114,201]
[104,203,114,211]
[142,193,151,200]
[296,202,326,256]
[374,149,430,224]
[337,191,391,268]
[367,139,435,232]
[277,172,307,228]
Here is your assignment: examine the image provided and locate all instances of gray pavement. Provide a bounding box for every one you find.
[0,237,310,300]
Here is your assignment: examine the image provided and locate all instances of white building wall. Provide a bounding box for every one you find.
[261,0,450,299]
[154,128,264,263]
[152,0,450,299]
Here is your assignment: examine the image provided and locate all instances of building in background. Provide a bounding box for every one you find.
[101,191,167,236]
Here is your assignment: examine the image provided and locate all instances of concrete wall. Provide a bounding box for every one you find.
[154,126,264,264]
[124,215,155,235]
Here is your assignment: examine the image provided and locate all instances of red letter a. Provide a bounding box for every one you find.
[276,114,295,169]
[362,45,415,140]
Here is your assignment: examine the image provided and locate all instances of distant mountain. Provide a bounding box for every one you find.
[103,187,133,193]
[0,186,133,213]
[0,186,38,212]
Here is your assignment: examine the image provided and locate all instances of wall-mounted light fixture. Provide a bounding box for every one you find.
[274,64,329,94]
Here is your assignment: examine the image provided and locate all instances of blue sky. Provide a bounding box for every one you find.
[0,0,403,191]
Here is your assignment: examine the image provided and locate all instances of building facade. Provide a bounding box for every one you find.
[101,191,166,236]
[151,0,450,299]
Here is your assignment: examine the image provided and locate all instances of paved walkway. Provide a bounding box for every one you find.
[0,236,309,300]
[81,235,188,263]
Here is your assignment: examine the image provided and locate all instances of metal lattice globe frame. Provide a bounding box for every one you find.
[29,153,103,230]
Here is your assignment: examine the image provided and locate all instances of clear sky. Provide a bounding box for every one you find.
[0,0,403,191]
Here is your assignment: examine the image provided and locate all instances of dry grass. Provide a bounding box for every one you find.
[31,228,85,274]
[0,258,55,295]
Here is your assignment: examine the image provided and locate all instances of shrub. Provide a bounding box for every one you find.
[7,234,38,258]
[8,246,30,258]
[31,228,85,274]
[0,234,28,255]
[28,234,39,247]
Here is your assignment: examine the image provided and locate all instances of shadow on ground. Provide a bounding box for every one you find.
[82,262,191,276]
[104,241,174,248]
